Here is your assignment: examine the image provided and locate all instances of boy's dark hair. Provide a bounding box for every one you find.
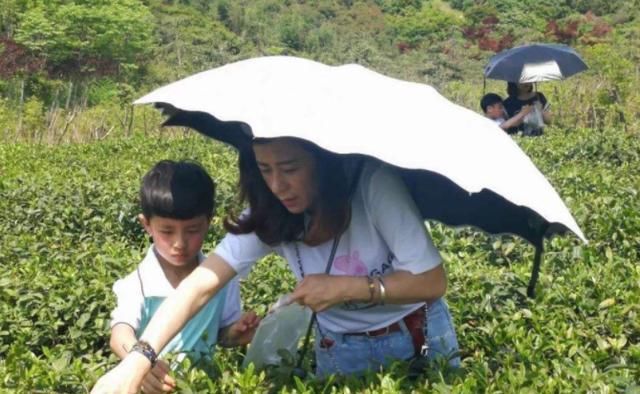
[480,93,503,113]
[140,160,215,220]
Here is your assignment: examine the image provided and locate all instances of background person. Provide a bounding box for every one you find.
[504,82,552,135]
[480,92,533,133]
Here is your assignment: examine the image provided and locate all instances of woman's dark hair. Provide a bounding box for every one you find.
[506,82,518,97]
[224,138,351,246]
[507,82,533,97]
[140,160,215,220]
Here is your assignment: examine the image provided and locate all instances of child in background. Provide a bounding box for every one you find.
[481,92,532,134]
[109,160,259,393]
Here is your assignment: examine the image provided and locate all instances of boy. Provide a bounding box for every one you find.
[109,160,258,393]
[480,92,533,134]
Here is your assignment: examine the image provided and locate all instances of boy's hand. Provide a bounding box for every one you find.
[224,311,260,346]
[141,360,176,394]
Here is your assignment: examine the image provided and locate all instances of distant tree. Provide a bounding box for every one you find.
[387,1,463,49]
[375,0,423,14]
[546,11,612,45]
[147,1,245,79]
[1,0,26,37]
[14,0,154,78]
[0,37,45,78]
[565,0,624,16]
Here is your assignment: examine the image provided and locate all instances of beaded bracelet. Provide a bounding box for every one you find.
[130,340,158,367]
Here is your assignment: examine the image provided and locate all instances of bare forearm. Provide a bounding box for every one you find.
[139,259,234,352]
[110,325,138,359]
[501,111,527,130]
[341,265,447,304]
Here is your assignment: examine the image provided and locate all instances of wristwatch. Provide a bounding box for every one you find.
[129,340,158,367]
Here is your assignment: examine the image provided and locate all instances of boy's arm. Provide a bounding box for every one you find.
[110,324,177,393]
[110,324,138,359]
[92,255,238,394]
[500,105,532,130]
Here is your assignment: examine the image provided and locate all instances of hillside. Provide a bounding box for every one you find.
[1,0,639,141]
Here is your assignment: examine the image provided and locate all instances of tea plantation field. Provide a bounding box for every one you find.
[1,128,638,393]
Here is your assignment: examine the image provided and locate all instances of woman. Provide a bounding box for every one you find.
[92,137,459,392]
[504,82,552,135]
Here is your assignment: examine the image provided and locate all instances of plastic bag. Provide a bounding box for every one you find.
[523,102,545,136]
[242,294,313,370]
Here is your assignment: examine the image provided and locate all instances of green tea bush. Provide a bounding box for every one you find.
[1,125,638,392]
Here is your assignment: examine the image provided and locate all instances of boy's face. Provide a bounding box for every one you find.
[485,102,505,120]
[139,214,210,267]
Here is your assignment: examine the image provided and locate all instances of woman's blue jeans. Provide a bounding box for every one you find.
[314,297,459,377]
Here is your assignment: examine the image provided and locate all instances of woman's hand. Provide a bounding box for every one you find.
[291,267,447,311]
[91,352,151,394]
[290,274,350,312]
[520,104,533,115]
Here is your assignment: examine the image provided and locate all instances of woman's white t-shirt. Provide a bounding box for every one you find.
[215,160,442,333]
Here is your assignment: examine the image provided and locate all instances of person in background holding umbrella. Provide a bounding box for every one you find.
[480,92,534,133]
[504,82,552,135]
[484,43,587,136]
[91,136,460,393]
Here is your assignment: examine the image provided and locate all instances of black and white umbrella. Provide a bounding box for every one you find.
[484,43,588,83]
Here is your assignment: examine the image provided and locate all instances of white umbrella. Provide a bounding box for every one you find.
[135,56,586,296]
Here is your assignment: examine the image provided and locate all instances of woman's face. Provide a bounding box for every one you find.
[517,83,533,94]
[253,138,317,214]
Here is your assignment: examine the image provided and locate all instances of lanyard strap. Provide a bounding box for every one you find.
[294,158,365,374]
[295,235,340,372]
[294,159,364,373]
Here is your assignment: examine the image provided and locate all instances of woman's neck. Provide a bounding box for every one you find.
[302,205,352,246]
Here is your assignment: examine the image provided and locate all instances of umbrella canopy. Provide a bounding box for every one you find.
[135,56,586,295]
[484,43,588,83]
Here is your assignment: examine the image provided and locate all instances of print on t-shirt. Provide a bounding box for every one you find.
[334,251,368,276]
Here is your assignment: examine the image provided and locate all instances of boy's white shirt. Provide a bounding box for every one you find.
[215,160,442,334]
[110,246,242,331]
